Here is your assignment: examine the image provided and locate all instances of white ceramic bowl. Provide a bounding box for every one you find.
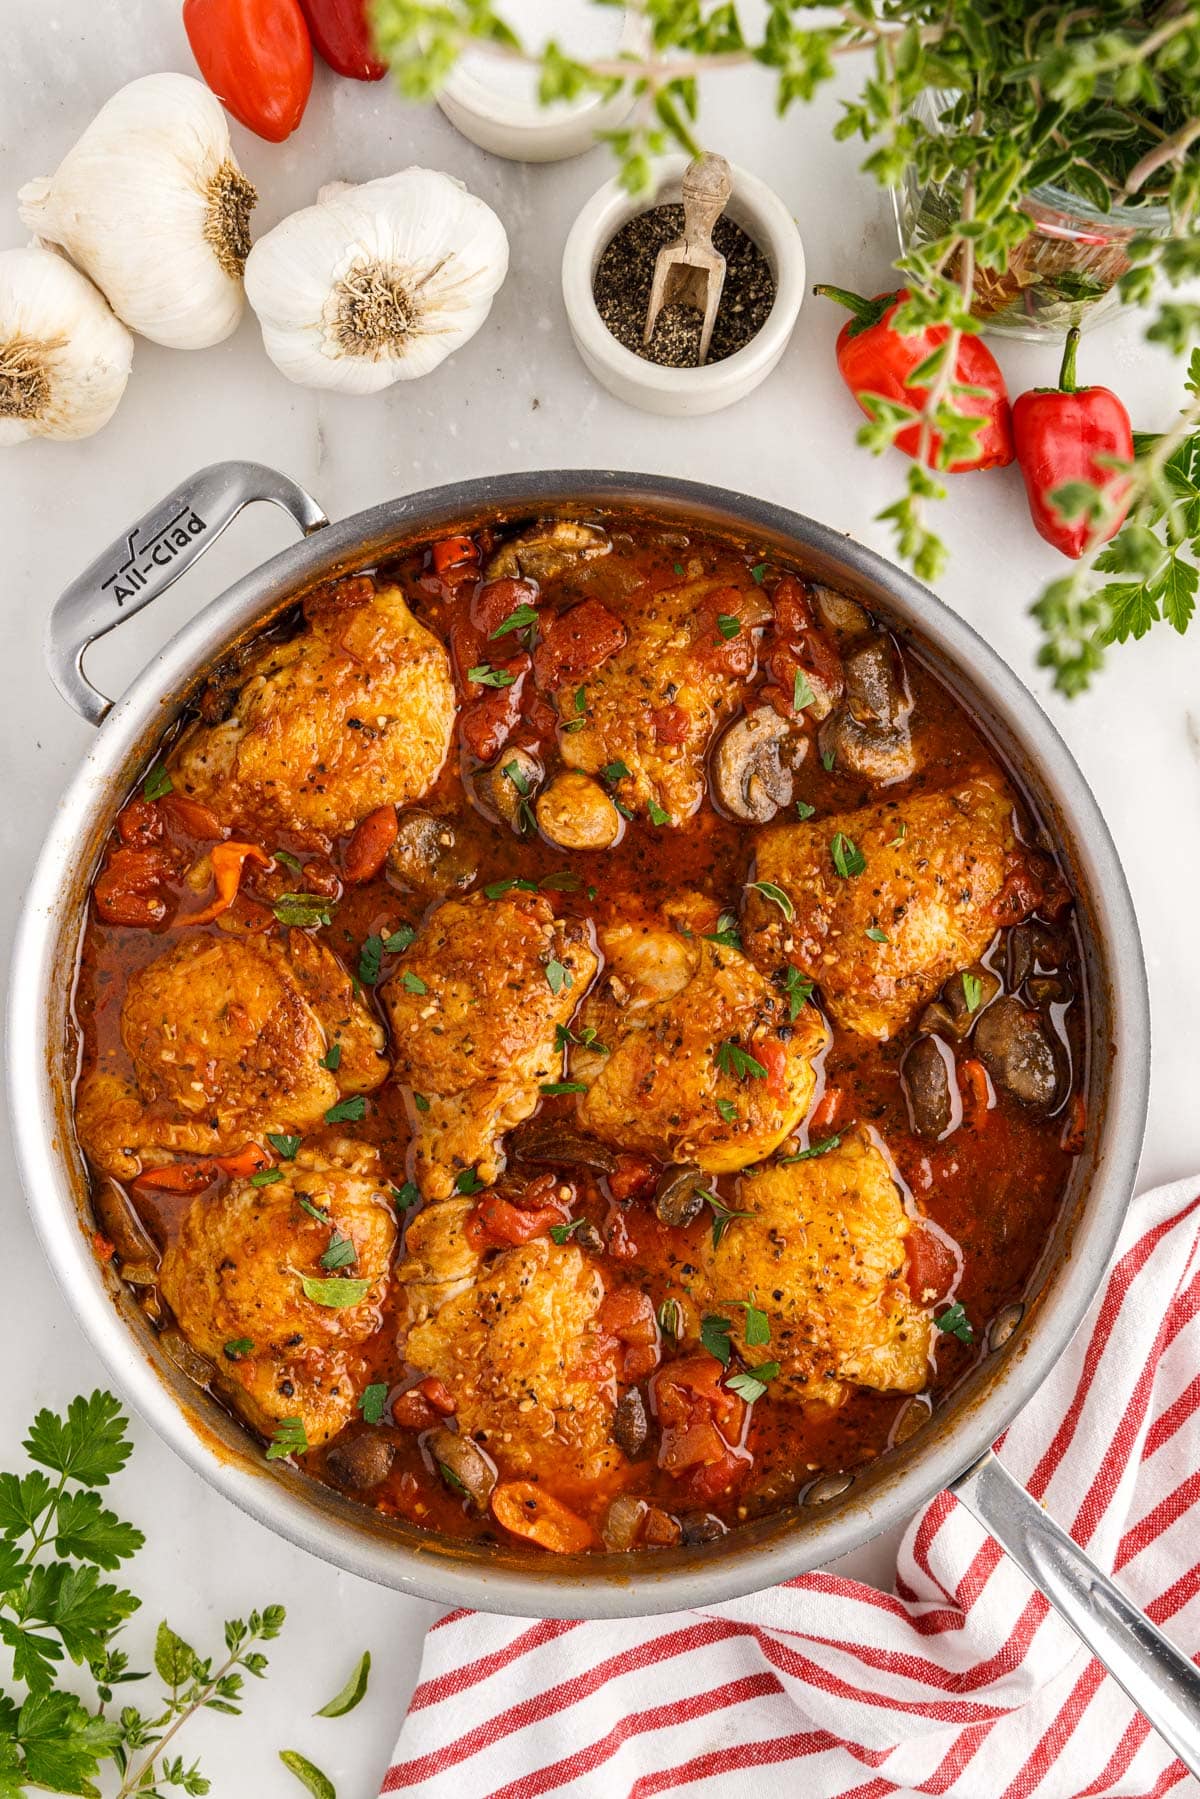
[561,155,806,416]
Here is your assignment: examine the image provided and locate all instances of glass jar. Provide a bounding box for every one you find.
[891,97,1173,340]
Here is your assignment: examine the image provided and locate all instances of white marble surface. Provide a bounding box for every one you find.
[3,7,1200,1795]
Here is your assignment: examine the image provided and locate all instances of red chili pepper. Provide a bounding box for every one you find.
[814,284,1014,473]
[1012,327,1134,559]
[298,0,386,79]
[183,0,313,142]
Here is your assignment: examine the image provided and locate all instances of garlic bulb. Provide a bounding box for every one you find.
[244,169,509,392]
[0,246,133,445]
[18,73,257,351]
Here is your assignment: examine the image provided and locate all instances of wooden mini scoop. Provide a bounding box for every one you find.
[643,152,733,365]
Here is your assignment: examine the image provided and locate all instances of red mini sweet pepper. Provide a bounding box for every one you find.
[1012,327,1134,559]
[814,283,1014,473]
[299,0,387,80]
[183,0,314,141]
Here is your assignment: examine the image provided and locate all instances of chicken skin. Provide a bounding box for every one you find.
[395,1196,483,1324]
[403,1238,622,1492]
[383,891,599,1199]
[160,1141,397,1449]
[743,775,1037,1040]
[571,918,826,1173]
[552,568,768,823]
[168,577,455,842]
[76,930,387,1179]
[703,1129,930,1406]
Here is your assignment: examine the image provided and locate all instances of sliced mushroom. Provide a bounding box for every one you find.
[818,711,916,785]
[93,1177,161,1270]
[711,707,799,823]
[388,810,478,899]
[326,1431,396,1491]
[902,1035,957,1140]
[1026,972,1073,1008]
[485,520,611,584]
[812,585,871,638]
[654,1163,706,1228]
[472,747,543,832]
[843,636,911,728]
[1006,920,1062,992]
[818,633,916,784]
[426,1426,497,1508]
[679,1511,728,1545]
[159,1328,215,1387]
[918,965,1002,1039]
[974,997,1061,1110]
[613,1388,650,1458]
[509,1118,617,1173]
[535,770,622,850]
[602,1493,649,1551]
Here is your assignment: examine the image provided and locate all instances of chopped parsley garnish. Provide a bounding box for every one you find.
[357,934,384,985]
[320,1043,342,1072]
[273,846,303,873]
[888,820,909,848]
[503,759,531,796]
[795,799,816,820]
[550,1219,583,1245]
[821,747,836,772]
[716,614,741,641]
[142,766,173,801]
[223,1338,254,1361]
[437,1460,469,1497]
[298,1194,331,1224]
[793,669,817,713]
[555,1022,606,1054]
[673,561,685,576]
[544,958,572,995]
[274,893,334,928]
[751,563,766,584]
[647,800,671,827]
[413,1092,430,1113]
[484,876,538,899]
[716,1039,767,1082]
[601,760,632,784]
[704,1191,752,1249]
[392,1182,420,1210]
[716,1096,738,1124]
[358,1384,389,1425]
[324,1095,366,1125]
[490,603,539,639]
[540,1081,588,1096]
[384,924,416,953]
[516,796,538,835]
[865,925,889,944]
[782,1133,842,1163]
[700,1313,733,1365]
[400,971,427,995]
[962,971,983,1013]
[250,1168,283,1187]
[613,797,635,822]
[727,1361,779,1403]
[749,879,794,922]
[830,831,865,879]
[454,1168,484,1195]
[705,910,743,950]
[540,869,582,892]
[467,662,516,687]
[785,966,815,1020]
[739,1298,771,1348]
[319,1230,357,1272]
[267,1416,308,1460]
[298,1274,372,1308]
[267,1132,301,1159]
[658,1297,683,1340]
[563,686,588,733]
[935,1302,975,1344]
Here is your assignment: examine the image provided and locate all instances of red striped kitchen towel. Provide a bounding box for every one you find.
[381,1177,1200,1799]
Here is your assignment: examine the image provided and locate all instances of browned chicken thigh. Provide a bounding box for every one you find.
[160,1141,396,1449]
[383,890,599,1198]
[76,930,387,1178]
[168,576,455,842]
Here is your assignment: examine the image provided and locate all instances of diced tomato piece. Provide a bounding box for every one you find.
[303,574,375,621]
[432,535,478,575]
[214,1142,272,1178]
[92,1232,116,1263]
[471,576,538,638]
[464,1193,563,1251]
[92,885,168,928]
[808,1087,842,1134]
[758,1036,788,1101]
[160,793,227,841]
[491,1482,593,1553]
[691,586,757,679]
[599,1287,661,1381]
[685,1447,751,1504]
[521,688,559,739]
[459,655,530,763]
[990,856,1046,926]
[343,806,398,883]
[392,1390,438,1431]
[608,1153,659,1204]
[533,600,626,688]
[116,798,163,848]
[93,845,179,927]
[771,574,817,638]
[905,1221,960,1305]
[415,1376,456,1416]
[510,1171,562,1213]
[651,1355,745,1477]
[642,1507,682,1546]
[651,702,690,745]
[449,612,487,691]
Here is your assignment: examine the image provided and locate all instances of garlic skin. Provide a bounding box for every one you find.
[244,169,509,393]
[0,246,133,445]
[18,73,257,351]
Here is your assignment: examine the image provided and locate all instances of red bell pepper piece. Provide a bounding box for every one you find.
[298,0,386,79]
[814,284,1014,473]
[1012,327,1134,559]
[183,0,313,142]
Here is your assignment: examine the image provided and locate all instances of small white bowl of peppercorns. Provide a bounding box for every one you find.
[561,153,805,416]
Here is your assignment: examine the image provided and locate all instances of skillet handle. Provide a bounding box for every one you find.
[46,460,329,725]
[952,1451,1200,1777]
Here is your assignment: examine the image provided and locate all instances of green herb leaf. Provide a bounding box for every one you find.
[142,766,173,801]
[250,1167,283,1187]
[454,1168,484,1195]
[888,820,908,848]
[324,1096,366,1125]
[716,1096,738,1124]
[25,1392,132,1488]
[658,1297,683,1340]
[274,893,335,929]
[224,1338,254,1362]
[267,1417,308,1461]
[316,1647,372,1718]
[716,1039,767,1081]
[540,1080,588,1096]
[384,924,416,953]
[400,971,427,994]
[716,614,741,640]
[298,1274,372,1309]
[727,1361,780,1403]
[319,1231,357,1272]
[793,669,817,712]
[274,847,303,873]
[962,971,983,1013]
[484,877,538,898]
[865,925,889,943]
[267,1133,301,1159]
[700,1313,733,1365]
[830,832,865,879]
[647,800,671,826]
[601,760,632,783]
[821,747,836,772]
[279,1748,336,1799]
[358,1385,389,1426]
[392,1181,420,1210]
[935,1301,974,1344]
[503,758,532,796]
[704,1192,752,1250]
[437,1460,469,1498]
[782,1133,842,1163]
[748,879,794,921]
[750,563,766,584]
[320,1043,342,1072]
[739,1298,771,1348]
[794,799,816,820]
[550,1219,584,1245]
[544,958,573,994]
[155,1619,198,1686]
[539,869,582,892]
[785,965,814,1020]
[413,1091,430,1113]
[705,910,743,950]
[490,603,539,639]
[467,663,517,687]
[357,935,384,986]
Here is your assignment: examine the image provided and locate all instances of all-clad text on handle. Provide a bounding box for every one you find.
[46,461,329,726]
